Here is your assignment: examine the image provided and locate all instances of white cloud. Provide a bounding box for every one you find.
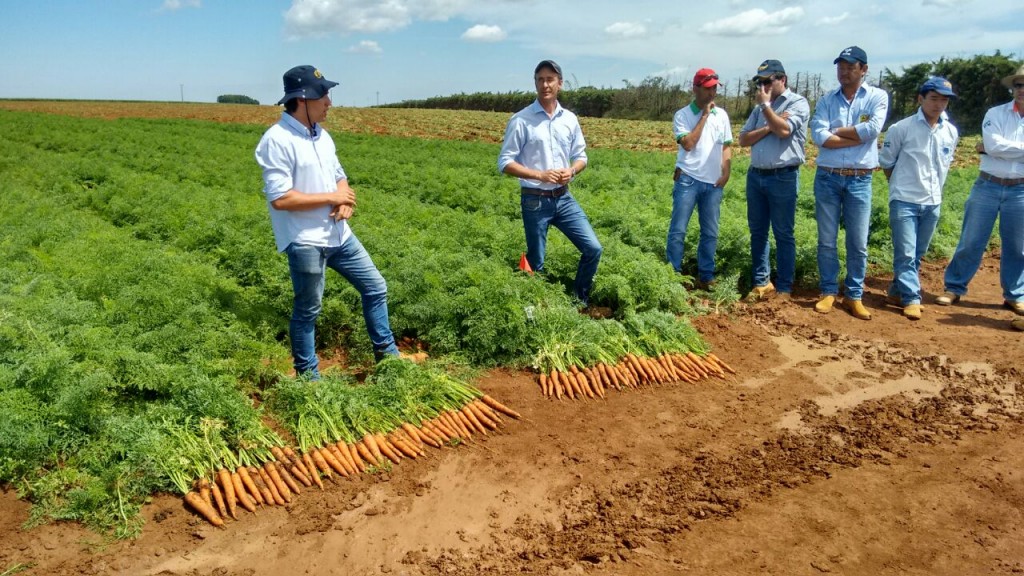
[698,7,804,36]
[605,22,647,39]
[161,0,200,10]
[816,12,849,25]
[461,24,507,42]
[285,0,474,36]
[347,40,383,53]
[922,0,963,6]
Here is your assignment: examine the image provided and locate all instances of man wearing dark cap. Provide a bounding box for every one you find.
[667,68,733,289]
[738,59,810,301]
[936,64,1024,319]
[809,46,888,320]
[255,65,402,377]
[879,77,960,321]
[498,60,603,309]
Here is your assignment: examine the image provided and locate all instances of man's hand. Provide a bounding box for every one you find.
[976,141,986,154]
[754,84,771,107]
[330,203,354,221]
[538,168,573,184]
[334,183,356,207]
[702,100,716,115]
[715,174,730,188]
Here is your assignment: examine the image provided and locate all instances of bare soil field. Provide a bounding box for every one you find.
[1,256,1021,576]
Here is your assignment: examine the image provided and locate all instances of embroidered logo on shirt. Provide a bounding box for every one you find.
[859,114,870,123]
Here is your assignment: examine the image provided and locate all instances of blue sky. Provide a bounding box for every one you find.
[1,0,1021,107]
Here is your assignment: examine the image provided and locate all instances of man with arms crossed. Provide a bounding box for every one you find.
[498,60,603,309]
[255,65,401,378]
[936,64,1024,326]
[738,59,810,301]
[667,68,733,290]
[879,77,959,321]
[810,46,888,320]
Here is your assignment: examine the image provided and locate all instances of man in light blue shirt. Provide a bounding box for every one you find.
[879,77,959,320]
[809,46,889,320]
[738,59,809,301]
[498,60,603,308]
[255,65,400,377]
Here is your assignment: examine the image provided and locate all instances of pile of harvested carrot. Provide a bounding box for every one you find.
[181,394,520,527]
[537,352,735,400]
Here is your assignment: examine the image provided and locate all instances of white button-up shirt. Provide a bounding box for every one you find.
[879,108,959,206]
[497,100,588,189]
[255,112,351,252]
[979,101,1024,179]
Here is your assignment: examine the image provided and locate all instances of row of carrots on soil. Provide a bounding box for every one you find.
[180,395,521,527]
[537,352,735,400]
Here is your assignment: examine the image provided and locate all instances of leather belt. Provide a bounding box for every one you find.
[751,165,799,175]
[521,185,569,197]
[979,171,1024,187]
[818,166,873,177]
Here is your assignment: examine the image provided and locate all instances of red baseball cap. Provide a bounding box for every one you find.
[693,68,720,88]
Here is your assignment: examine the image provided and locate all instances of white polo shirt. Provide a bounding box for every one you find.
[255,112,352,252]
[673,102,733,185]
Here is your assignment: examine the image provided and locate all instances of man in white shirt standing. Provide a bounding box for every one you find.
[937,64,1024,319]
[667,68,733,290]
[255,65,401,378]
[879,77,959,320]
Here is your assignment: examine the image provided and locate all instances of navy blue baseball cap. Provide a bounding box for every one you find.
[920,77,956,98]
[753,59,786,80]
[834,46,867,65]
[277,65,339,105]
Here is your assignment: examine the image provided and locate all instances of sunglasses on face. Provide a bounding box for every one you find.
[757,77,775,86]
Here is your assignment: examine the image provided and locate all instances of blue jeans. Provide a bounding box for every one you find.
[814,169,873,300]
[943,177,1024,302]
[666,174,723,283]
[521,192,603,305]
[888,199,940,306]
[746,167,799,292]
[285,236,399,377]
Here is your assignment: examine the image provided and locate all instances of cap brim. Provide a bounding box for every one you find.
[276,80,339,105]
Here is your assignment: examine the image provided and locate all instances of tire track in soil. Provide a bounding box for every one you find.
[417,307,1023,576]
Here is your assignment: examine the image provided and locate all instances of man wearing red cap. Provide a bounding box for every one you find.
[667,68,733,290]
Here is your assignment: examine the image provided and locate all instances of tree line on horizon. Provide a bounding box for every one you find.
[378,52,1021,135]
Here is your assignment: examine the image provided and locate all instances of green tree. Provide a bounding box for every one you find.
[216,94,259,105]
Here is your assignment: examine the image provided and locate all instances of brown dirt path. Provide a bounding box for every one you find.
[1,258,1021,576]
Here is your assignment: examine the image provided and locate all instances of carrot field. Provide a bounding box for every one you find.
[0,101,986,539]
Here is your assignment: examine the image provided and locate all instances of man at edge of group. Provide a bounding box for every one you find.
[878,77,960,321]
[809,45,889,320]
[667,68,733,290]
[936,64,1024,325]
[738,59,810,301]
[498,59,603,309]
[255,65,402,378]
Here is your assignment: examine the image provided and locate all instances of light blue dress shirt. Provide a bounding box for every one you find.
[741,89,810,169]
[879,108,959,205]
[811,83,889,169]
[497,100,587,189]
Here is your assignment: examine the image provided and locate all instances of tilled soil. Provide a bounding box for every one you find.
[1,256,1021,576]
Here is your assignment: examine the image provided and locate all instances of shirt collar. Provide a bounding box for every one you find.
[914,107,948,125]
[280,111,318,138]
[531,99,564,118]
[688,102,717,115]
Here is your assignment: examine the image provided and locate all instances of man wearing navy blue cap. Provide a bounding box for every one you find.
[809,46,889,320]
[255,65,402,377]
[738,59,810,301]
[879,77,960,320]
[936,64,1024,321]
[498,60,603,310]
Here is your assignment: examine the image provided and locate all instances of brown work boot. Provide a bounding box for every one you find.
[935,292,960,306]
[1004,300,1024,316]
[902,304,923,320]
[747,282,776,301]
[814,295,836,314]
[842,298,872,320]
[1012,317,1024,331]
[776,292,792,302]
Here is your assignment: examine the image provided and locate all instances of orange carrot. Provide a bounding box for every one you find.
[284,446,312,480]
[346,442,367,472]
[550,368,563,400]
[288,462,313,488]
[209,477,228,521]
[217,468,238,520]
[230,471,257,513]
[329,442,357,476]
[401,423,426,448]
[538,373,548,396]
[480,395,521,419]
[708,352,736,374]
[248,467,275,505]
[415,426,443,449]
[375,434,402,465]
[309,448,334,482]
[323,444,352,477]
[466,402,499,431]
[459,405,488,435]
[353,439,379,467]
[388,433,420,459]
[446,411,473,440]
[428,418,456,440]
[197,477,213,511]
[236,466,264,506]
[265,461,293,502]
[437,412,463,440]
[362,434,385,466]
[184,490,224,527]
[255,466,285,506]
[271,461,300,496]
